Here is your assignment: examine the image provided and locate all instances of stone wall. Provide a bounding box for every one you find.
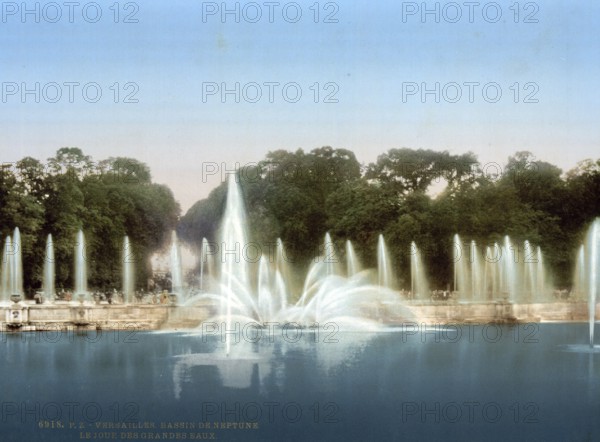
[407,301,594,324]
[1,302,210,332]
[0,300,597,331]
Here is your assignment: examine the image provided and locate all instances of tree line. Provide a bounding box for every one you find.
[3,146,598,294]
[179,147,600,289]
[0,147,180,294]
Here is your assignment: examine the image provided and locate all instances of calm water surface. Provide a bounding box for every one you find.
[1,323,599,441]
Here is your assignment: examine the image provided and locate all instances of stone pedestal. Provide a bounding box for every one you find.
[494,300,517,322]
[6,303,28,327]
[71,306,91,325]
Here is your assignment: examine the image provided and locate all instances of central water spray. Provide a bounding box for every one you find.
[220,174,250,353]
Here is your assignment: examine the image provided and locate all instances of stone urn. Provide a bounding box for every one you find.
[93,293,101,305]
[10,293,22,304]
[78,294,86,304]
[168,293,178,305]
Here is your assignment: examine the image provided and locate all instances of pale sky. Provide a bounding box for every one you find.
[1,1,598,212]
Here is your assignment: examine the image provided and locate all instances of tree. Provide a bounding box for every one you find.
[366,148,478,196]
[0,148,180,295]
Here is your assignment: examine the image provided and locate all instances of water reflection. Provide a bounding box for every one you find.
[171,330,378,397]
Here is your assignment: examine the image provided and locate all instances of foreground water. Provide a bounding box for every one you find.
[1,323,599,441]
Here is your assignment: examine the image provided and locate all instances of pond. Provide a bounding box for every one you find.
[1,323,598,441]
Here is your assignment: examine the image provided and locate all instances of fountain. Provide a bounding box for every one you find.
[74,229,88,301]
[501,236,517,302]
[1,236,13,303]
[470,241,484,301]
[584,218,599,348]
[410,241,429,300]
[0,229,26,325]
[43,234,55,303]
[199,237,214,292]
[122,235,135,303]
[323,232,340,277]
[219,174,250,353]
[170,231,184,301]
[377,234,393,289]
[486,243,502,298]
[1,229,23,303]
[346,240,361,277]
[453,234,468,299]
[12,228,23,299]
[536,246,547,300]
[452,235,552,304]
[523,240,536,301]
[275,238,292,295]
[183,174,413,340]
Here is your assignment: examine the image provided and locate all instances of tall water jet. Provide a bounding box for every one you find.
[346,240,361,277]
[1,236,11,301]
[453,234,469,300]
[122,236,135,303]
[323,233,339,276]
[220,174,249,353]
[502,236,517,302]
[488,242,502,299]
[586,218,599,348]
[377,234,393,288]
[199,238,213,292]
[170,231,183,297]
[273,269,288,315]
[74,229,88,299]
[470,240,483,301]
[275,238,292,296]
[257,256,273,320]
[523,240,536,303]
[43,234,55,303]
[11,228,23,296]
[410,242,429,300]
[482,246,490,299]
[536,246,548,301]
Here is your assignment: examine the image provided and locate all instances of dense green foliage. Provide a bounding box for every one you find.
[179,147,600,289]
[0,148,180,294]
[3,146,598,294]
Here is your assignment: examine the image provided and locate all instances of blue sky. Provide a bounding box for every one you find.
[1,1,598,211]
